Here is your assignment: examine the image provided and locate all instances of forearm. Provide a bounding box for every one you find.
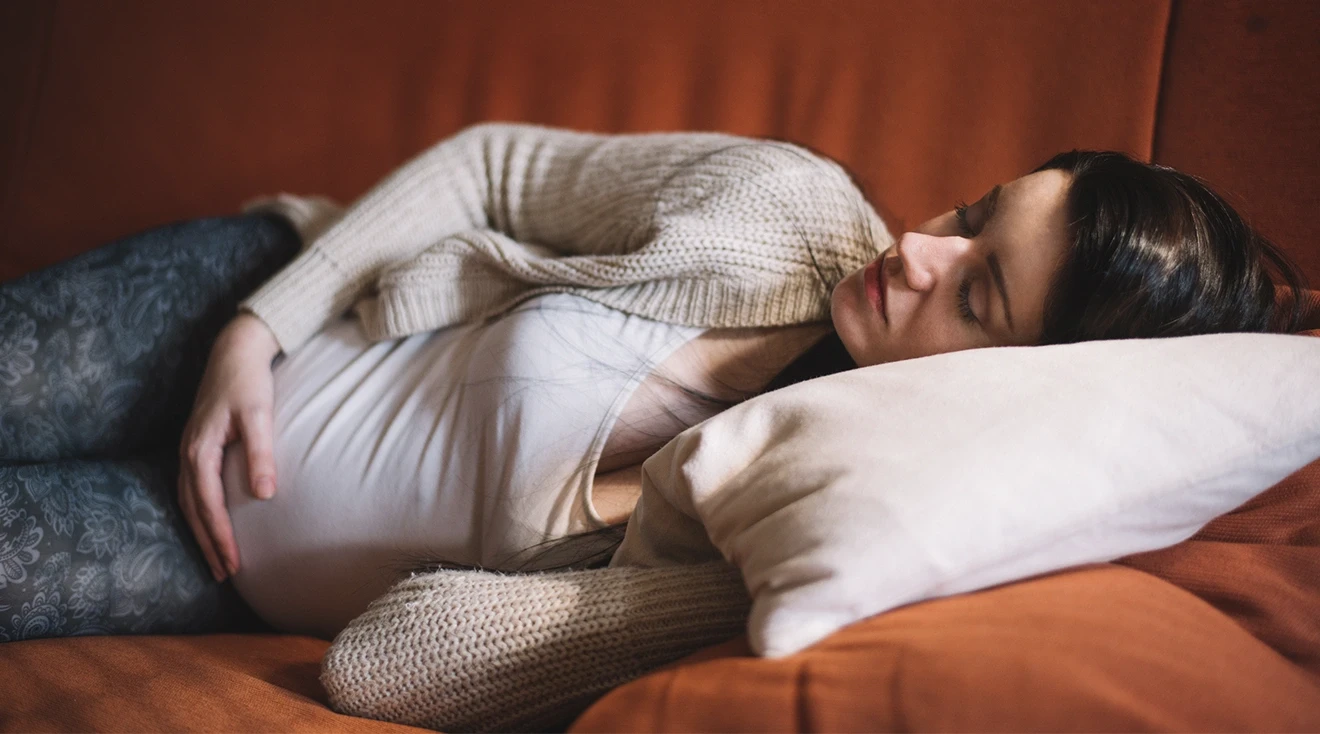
[320,561,751,733]
[239,124,498,352]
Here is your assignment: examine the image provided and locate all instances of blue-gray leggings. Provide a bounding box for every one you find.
[0,214,301,641]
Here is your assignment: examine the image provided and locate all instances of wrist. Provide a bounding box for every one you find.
[225,312,282,359]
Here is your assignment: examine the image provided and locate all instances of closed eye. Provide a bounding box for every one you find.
[956,277,978,325]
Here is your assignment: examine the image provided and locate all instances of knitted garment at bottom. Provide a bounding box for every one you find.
[321,561,750,732]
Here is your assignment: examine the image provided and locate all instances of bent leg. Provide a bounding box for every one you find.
[0,456,261,640]
[0,214,300,463]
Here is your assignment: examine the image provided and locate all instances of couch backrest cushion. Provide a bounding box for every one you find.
[0,0,1169,279]
[1151,0,1320,285]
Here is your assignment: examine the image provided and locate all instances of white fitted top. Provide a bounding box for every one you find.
[221,293,705,638]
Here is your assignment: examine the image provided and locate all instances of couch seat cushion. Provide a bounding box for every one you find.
[572,564,1320,732]
[1,633,424,732]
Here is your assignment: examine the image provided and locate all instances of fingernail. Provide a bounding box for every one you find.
[256,478,273,499]
[212,567,225,583]
[226,559,239,577]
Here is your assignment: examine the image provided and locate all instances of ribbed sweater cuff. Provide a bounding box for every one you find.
[239,248,362,354]
[321,561,751,733]
[354,277,525,341]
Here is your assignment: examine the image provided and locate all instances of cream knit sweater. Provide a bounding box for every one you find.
[242,123,890,731]
[322,562,751,732]
[240,122,888,353]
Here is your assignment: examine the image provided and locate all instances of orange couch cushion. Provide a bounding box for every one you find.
[1119,462,1320,677]
[572,563,1320,732]
[1152,0,1320,285]
[0,0,1169,280]
[0,634,423,733]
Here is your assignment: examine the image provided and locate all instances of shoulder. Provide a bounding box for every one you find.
[657,137,863,206]
[450,121,864,199]
[661,135,858,190]
[653,136,888,253]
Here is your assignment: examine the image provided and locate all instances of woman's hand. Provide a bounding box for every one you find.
[179,312,282,582]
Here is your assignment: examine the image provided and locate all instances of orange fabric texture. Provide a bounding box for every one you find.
[0,634,420,732]
[572,565,1320,732]
[0,0,1169,280]
[1119,460,1320,677]
[1152,0,1320,285]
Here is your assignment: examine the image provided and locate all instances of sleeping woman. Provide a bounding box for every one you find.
[0,122,1305,649]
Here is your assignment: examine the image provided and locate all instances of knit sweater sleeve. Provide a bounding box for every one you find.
[319,561,751,733]
[239,122,885,353]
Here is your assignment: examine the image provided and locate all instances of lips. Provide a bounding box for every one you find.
[865,256,888,323]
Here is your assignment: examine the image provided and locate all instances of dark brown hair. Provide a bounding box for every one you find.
[1033,150,1307,343]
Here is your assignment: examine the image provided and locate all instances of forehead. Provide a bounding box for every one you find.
[990,168,1072,341]
[999,169,1072,231]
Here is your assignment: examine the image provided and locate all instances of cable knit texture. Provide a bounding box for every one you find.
[240,122,888,353]
[320,561,751,733]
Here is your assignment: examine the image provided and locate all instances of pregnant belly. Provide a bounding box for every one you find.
[221,442,450,640]
[218,320,489,639]
[219,307,672,637]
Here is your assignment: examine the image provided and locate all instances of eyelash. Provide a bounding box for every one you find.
[956,278,978,324]
[953,200,976,237]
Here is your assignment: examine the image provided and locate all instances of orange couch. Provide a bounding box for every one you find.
[3,1,1319,730]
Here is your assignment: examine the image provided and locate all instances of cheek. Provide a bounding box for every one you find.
[899,312,943,358]
[877,302,976,362]
[904,311,988,360]
[832,269,985,366]
[829,272,865,334]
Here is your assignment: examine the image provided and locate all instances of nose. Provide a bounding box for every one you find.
[896,231,972,292]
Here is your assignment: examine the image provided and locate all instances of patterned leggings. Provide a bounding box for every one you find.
[0,214,300,641]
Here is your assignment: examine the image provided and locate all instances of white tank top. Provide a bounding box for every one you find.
[221,293,705,638]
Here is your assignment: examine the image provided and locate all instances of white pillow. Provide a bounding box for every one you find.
[611,332,1320,658]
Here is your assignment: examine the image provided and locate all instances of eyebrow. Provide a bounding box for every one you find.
[981,186,1014,332]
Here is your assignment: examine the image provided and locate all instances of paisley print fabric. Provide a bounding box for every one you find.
[0,214,299,640]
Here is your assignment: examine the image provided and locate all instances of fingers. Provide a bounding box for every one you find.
[238,406,278,500]
[179,426,240,581]
[177,334,278,584]
[191,438,241,578]
[178,465,226,582]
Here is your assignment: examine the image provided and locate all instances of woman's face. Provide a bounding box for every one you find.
[831,169,1073,367]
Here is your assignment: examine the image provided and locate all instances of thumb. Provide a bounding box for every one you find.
[237,406,278,500]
